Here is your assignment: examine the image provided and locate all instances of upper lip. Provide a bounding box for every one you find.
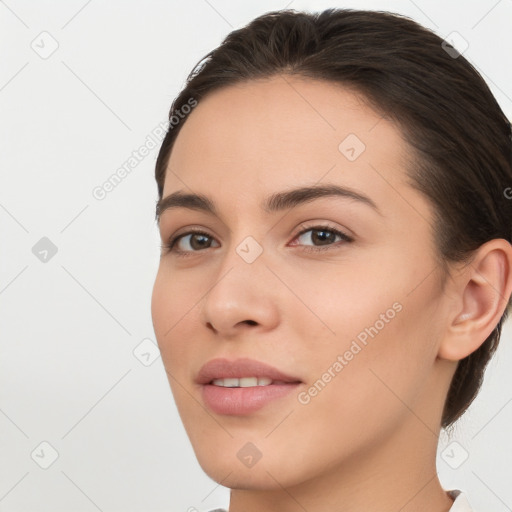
[196,358,302,385]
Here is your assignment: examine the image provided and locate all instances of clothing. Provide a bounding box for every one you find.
[207,489,473,512]
[447,489,473,511]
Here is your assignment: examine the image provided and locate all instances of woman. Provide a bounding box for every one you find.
[151,8,512,511]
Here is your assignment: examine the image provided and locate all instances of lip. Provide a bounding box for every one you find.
[196,357,301,385]
[196,357,302,416]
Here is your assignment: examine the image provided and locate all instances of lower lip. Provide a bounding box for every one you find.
[201,383,300,415]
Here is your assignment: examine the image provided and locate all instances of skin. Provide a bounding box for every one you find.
[151,75,512,512]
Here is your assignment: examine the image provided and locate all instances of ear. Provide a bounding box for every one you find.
[438,238,512,361]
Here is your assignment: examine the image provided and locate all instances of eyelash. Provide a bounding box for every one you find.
[162,224,354,258]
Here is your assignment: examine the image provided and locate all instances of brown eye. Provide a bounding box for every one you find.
[293,226,353,249]
[164,230,220,255]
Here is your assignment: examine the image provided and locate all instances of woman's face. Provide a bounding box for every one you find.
[151,76,455,490]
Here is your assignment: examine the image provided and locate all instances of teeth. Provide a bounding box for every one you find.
[211,377,273,387]
[240,377,258,387]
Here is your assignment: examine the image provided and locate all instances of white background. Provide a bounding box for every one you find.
[1,1,511,511]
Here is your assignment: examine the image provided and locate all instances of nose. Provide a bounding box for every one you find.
[199,244,280,338]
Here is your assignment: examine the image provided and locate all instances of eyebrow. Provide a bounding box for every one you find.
[155,183,381,221]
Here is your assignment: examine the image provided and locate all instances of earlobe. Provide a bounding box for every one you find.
[438,238,512,362]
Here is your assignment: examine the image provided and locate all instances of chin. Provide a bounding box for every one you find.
[199,458,297,491]
[191,437,312,491]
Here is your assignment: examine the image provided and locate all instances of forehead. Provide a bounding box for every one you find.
[163,75,413,213]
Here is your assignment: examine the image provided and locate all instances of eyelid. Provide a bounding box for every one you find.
[292,222,353,241]
[162,221,354,257]
[288,223,354,251]
[165,227,217,253]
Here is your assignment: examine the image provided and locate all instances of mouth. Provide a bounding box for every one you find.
[209,377,294,387]
[196,357,302,415]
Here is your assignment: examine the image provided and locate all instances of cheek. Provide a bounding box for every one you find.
[151,267,172,343]
[287,301,437,471]
[303,246,438,348]
[151,267,203,419]
[151,266,196,366]
[292,251,440,407]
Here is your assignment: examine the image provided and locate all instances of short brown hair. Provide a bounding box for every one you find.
[154,8,512,428]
